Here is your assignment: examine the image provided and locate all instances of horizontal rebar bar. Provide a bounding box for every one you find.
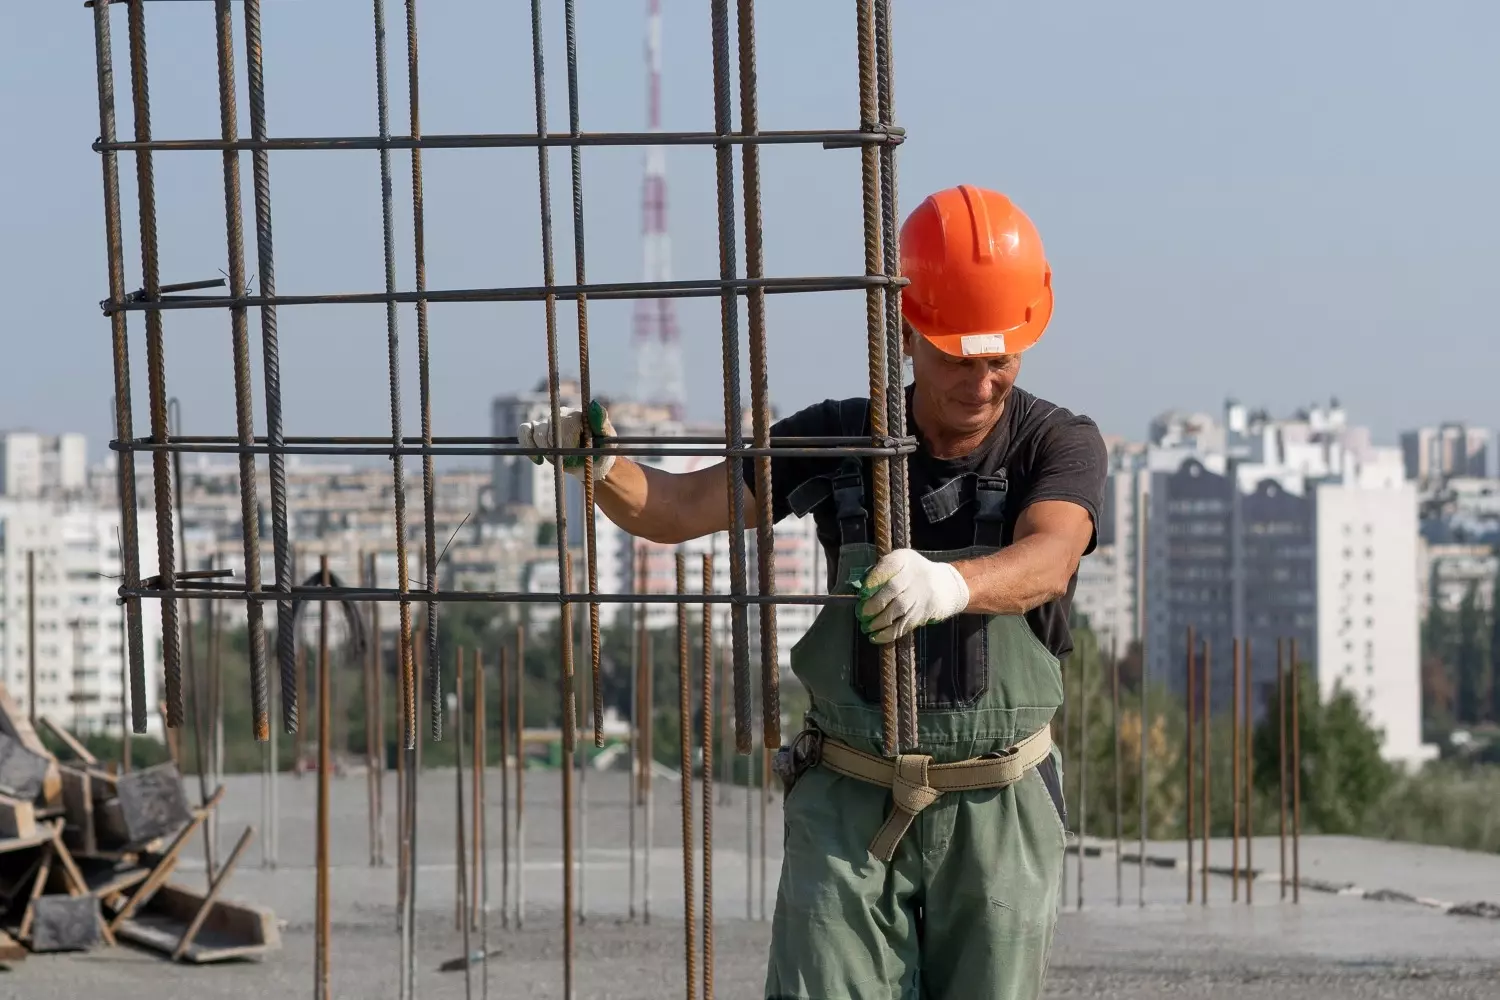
[94,127,901,153]
[101,274,900,314]
[109,439,915,459]
[120,584,855,606]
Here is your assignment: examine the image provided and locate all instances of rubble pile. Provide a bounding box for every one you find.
[0,682,278,967]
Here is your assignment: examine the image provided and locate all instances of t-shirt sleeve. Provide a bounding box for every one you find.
[1018,413,1109,555]
[741,399,847,524]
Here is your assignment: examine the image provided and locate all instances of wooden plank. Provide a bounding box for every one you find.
[58,766,97,854]
[0,928,25,963]
[107,787,222,934]
[113,880,279,964]
[0,792,36,839]
[116,762,192,846]
[31,895,102,952]
[0,681,59,806]
[17,844,53,941]
[0,829,51,856]
[39,716,98,765]
[173,826,254,960]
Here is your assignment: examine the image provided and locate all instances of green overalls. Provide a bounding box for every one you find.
[767,457,1068,1000]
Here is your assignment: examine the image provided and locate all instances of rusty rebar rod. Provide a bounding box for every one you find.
[368,0,417,754]
[499,643,511,931]
[515,624,527,930]
[874,0,917,752]
[476,647,488,998]
[91,0,148,737]
[628,547,643,921]
[124,0,182,734]
[1291,636,1301,905]
[855,0,898,757]
[1112,636,1122,907]
[455,649,472,1000]
[1278,637,1286,901]
[677,552,698,1000]
[701,552,716,1000]
[575,584,589,924]
[1245,636,1253,906]
[1201,636,1211,906]
[1077,640,1087,911]
[1138,505,1149,908]
[208,0,270,742]
[709,0,754,756]
[316,556,331,1000]
[1185,625,1195,904]
[1233,636,1241,902]
[240,0,296,739]
[642,624,654,926]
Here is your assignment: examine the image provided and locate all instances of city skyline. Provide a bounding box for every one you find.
[3,0,1498,461]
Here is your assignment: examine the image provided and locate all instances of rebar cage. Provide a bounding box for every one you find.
[90,0,923,762]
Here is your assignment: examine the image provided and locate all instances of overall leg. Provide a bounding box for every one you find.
[766,764,921,1000]
[918,759,1066,1000]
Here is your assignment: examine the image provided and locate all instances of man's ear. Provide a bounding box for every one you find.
[901,319,916,358]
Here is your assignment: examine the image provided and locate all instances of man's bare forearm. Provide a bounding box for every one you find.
[952,534,1077,616]
[592,458,740,545]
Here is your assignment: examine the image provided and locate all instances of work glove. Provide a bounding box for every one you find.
[856,549,970,645]
[518,400,618,482]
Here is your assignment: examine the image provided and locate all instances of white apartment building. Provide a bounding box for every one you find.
[1078,399,1433,766]
[0,431,88,498]
[0,497,161,735]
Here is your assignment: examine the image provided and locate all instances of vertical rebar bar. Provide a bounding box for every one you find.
[708,0,754,755]
[854,0,898,757]
[476,647,488,998]
[1201,636,1211,906]
[1077,642,1086,911]
[1112,637,1122,907]
[241,0,296,739]
[400,0,442,743]
[1278,637,1286,901]
[1139,622,1147,907]
[1291,636,1301,905]
[367,0,417,754]
[1244,636,1253,906]
[1185,625,1194,904]
[316,556,331,1000]
[499,643,511,931]
[676,552,698,1000]
[404,620,423,1000]
[1232,636,1240,902]
[1060,654,1069,899]
[474,649,485,930]
[208,0,270,742]
[701,552,716,1000]
[124,0,182,732]
[628,548,641,921]
[643,626,653,926]
[515,624,526,930]
[365,554,378,866]
[574,568,588,924]
[372,553,386,865]
[27,553,35,725]
[562,0,605,750]
[733,0,780,753]
[873,0,916,752]
[455,649,472,1000]
[91,0,148,737]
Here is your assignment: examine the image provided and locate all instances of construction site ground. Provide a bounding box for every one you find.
[6,769,1500,999]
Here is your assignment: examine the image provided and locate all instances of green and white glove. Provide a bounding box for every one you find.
[856,549,970,645]
[518,400,618,481]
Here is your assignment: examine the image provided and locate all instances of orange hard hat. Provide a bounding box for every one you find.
[900,185,1053,359]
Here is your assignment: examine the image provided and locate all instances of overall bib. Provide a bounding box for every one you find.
[766,458,1067,1000]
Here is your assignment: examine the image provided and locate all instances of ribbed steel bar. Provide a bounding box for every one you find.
[1077,641,1087,910]
[1278,636,1287,901]
[874,0,916,752]
[1244,636,1253,906]
[476,648,489,998]
[239,0,298,737]
[700,552,716,1000]
[562,0,605,750]
[708,0,754,757]
[402,0,442,743]
[529,6,575,988]
[121,584,854,606]
[1291,636,1301,905]
[117,437,913,460]
[1185,625,1195,904]
[854,0,897,756]
[627,548,640,921]
[1112,637,1122,907]
[96,127,899,153]
[676,552,698,1000]
[210,0,270,742]
[454,649,472,1000]
[316,556,332,1000]
[515,624,527,930]
[93,5,151,728]
[499,643,511,930]
[734,0,779,752]
[370,0,418,752]
[105,274,896,314]
[365,554,380,866]
[1201,636,1211,906]
[1232,636,1241,902]
[124,0,183,732]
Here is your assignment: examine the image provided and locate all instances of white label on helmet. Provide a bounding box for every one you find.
[960,334,1006,356]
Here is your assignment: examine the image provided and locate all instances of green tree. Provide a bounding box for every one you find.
[1251,664,1394,834]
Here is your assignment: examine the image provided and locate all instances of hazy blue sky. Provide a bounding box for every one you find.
[2,0,1497,458]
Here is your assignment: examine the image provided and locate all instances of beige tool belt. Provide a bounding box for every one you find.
[817,726,1054,862]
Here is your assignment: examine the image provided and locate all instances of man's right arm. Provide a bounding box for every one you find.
[592,457,749,545]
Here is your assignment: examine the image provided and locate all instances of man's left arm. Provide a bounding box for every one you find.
[857,416,1106,643]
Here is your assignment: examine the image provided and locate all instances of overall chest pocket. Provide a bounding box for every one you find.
[851,613,990,709]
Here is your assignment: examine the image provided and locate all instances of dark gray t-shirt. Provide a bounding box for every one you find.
[743,385,1107,659]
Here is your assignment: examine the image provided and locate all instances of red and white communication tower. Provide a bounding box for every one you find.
[631,0,686,420]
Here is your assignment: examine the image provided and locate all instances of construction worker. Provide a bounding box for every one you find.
[521,184,1105,999]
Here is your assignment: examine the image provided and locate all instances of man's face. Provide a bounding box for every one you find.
[905,324,1021,438]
